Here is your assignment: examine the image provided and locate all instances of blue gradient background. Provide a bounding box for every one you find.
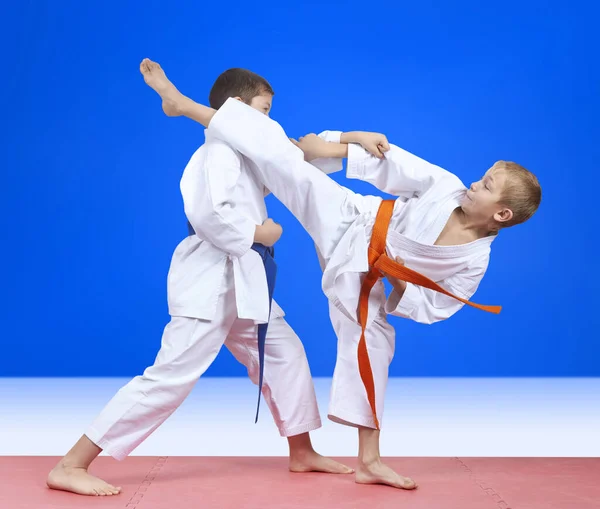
[2,1,597,377]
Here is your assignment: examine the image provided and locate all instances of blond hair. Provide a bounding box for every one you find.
[492,161,541,228]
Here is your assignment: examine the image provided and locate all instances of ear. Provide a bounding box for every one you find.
[233,96,243,102]
[494,207,513,224]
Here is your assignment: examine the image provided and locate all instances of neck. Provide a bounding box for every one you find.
[455,208,497,238]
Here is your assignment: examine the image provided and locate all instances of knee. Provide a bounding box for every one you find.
[136,368,197,400]
[280,333,308,363]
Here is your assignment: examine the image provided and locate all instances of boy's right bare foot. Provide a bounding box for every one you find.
[47,463,122,496]
[355,459,418,490]
[139,58,185,117]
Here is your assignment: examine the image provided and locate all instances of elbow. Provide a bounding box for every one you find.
[395,306,449,325]
[415,312,448,325]
[388,298,455,325]
[185,205,211,237]
[185,207,253,258]
[415,302,462,325]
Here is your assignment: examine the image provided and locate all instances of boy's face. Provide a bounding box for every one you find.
[461,167,512,225]
[249,94,273,116]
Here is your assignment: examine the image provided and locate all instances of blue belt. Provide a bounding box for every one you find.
[187,222,276,423]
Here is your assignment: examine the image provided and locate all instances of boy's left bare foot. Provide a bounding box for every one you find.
[289,450,354,474]
[139,58,185,117]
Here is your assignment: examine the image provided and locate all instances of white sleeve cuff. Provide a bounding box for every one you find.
[311,130,344,174]
[225,232,256,258]
[317,130,343,143]
[346,142,370,180]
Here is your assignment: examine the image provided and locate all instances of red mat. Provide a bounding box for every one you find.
[2,456,598,509]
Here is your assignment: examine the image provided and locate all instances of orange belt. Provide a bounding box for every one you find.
[358,199,502,429]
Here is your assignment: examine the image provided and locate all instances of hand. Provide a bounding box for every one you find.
[381,255,407,294]
[258,218,283,247]
[290,133,329,161]
[342,131,390,159]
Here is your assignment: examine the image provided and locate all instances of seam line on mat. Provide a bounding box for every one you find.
[453,457,513,509]
[125,456,169,508]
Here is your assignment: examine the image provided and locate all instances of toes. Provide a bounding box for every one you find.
[102,485,117,495]
[106,483,121,495]
[403,477,418,489]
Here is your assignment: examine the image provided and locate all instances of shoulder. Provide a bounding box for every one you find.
[435,172,467,195]
[181,140,242,180]
[204,138,242,166]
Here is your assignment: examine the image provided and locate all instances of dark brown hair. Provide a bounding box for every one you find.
[208,68,274,110]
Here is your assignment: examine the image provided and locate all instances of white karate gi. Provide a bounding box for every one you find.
[208,98,496,429]
[86,132,321,460]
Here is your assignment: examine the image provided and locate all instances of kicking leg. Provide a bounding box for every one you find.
[140,59,361,262]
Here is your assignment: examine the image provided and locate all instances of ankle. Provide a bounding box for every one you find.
[358,455,382,468]
[289,444,315,459]
[287,432,315,458]
[58,456,90,470]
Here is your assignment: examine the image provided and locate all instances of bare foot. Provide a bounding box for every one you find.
[355,459,418,490]
[139,58,184,117]
[47,463,122,496]
[289,450,354,474]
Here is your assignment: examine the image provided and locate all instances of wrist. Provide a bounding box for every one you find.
[254,224,265,244]
[340,131,363,145]
[391,280,407,298]
[323,143,348,159]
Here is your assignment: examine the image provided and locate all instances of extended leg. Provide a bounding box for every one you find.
[140,59,360,262]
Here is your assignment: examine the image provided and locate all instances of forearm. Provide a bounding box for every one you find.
[390,280,407,300]
[386,280,407,311]
[340,131,366,145]
[318,142,348,159]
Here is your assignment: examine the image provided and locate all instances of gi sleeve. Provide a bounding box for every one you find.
[346,142,458,199]
[309,130,344,175]
[385,255,491,324]
[180,141,256,258]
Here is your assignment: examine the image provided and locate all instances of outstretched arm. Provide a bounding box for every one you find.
[346,142,457,199]
[140,58,391,168]
[294,131,457,199]
[140,58,454,200]
[292,131,390,162]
